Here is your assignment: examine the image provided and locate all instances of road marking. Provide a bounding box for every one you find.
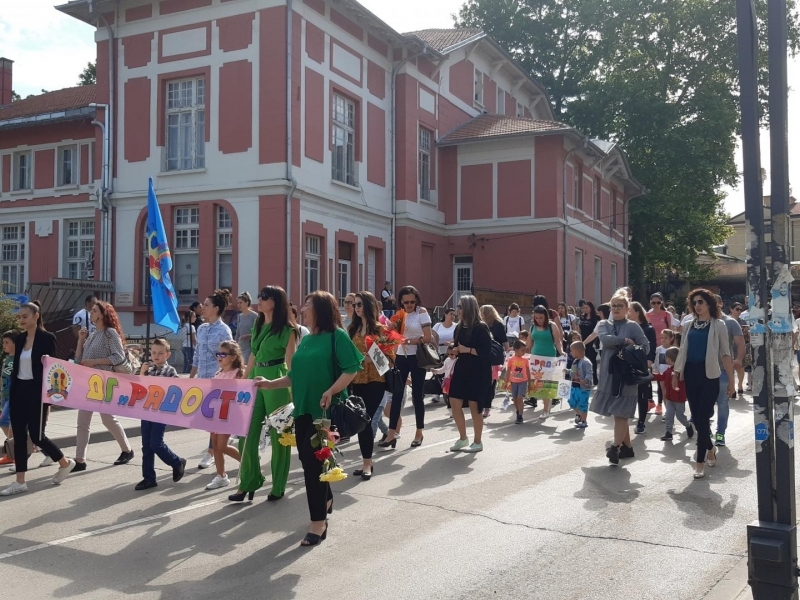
[0,498,221,561]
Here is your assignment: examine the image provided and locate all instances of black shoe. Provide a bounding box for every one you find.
[361,465,374,480]
[338,437,351,444]
[173,458,186,482]
[410,436,424,448]
[686,424,695,438]
[229,490,255,502]
[660,431,673,441]
[114,450,135,465]
[606,445,620,465]
[551,399,560,406]
[377,438,397,449]
[524,398,537,407]
[300,524,328,547]
[267,493,284,501]
[135,479,158,491]
[378,434,388,444]
[619,444,635,459]
[71,461,87,473]
[634,423,646,434]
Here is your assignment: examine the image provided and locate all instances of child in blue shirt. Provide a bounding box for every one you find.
[0,331,16,465]
[568,341,593,429]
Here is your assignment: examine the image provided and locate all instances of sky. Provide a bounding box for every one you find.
[1,0,798,216]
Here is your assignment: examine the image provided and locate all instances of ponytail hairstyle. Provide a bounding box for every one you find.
[19,301,45,330]
[207,289,228,317]
[218,340,246,378]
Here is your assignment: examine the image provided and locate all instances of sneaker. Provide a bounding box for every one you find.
[576,421,588,429]
[574,414,581,424]
[462,442,483,453]
[606,445,620,465]
[173,458,187,482]
[39,456,54,468]
[619,445,635,459]
[660,431,674,441]
[686,424,695,438]
[515,414,523,425]
[113,450,135,465]
[71,461,87,473]
[0,481,28,496]
[647,400,656,412]
[715,433,726,447]
[634,423,646,434]
[0,455,13,465]
[53,459,76,485]
[198,452,215,469]
[450,438,470,452]
[655,404,663,416]
[135,479,158,491]
[205,474,230,490]
[539,412,549,420]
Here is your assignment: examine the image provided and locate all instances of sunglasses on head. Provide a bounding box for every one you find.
[215,352,231,358]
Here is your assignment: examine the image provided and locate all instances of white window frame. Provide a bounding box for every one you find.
[338,259,351,307]
[331,93,357,186]
[13,151,31,191]
[216,206,233,290]
[611,262,618,292]
[594,257,602,305]
[367,248,376,295]
[305,235,321,296]
[65,218,95,280]
[575,249,583,304]
[496,88,505,115]
[419,127,432,202]
[57,144,78,187]
[1,224,26,294]
[173,206,200,304]
[165,77,206,171]
[593,178,601,219]
[474,69,484,106]
[574,167,582,210]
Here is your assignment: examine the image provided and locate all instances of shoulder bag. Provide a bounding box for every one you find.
[329,332,370,438]
[489,329,505,366]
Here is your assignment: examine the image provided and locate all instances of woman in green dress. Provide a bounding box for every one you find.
[229,286,298,502]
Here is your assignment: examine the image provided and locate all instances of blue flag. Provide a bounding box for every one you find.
[145,178,181,333]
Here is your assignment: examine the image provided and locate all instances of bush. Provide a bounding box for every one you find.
[0,294,20,337]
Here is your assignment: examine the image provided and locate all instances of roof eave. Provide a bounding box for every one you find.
[0,107,96,131]
[437,128,572,147]
[54,0,99,25]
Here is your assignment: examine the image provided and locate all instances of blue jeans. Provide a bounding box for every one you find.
[182,348,194,374]
[141,420,182,482]
[715,372,729,435]
[0,398,10,428]
[371,391,390,436]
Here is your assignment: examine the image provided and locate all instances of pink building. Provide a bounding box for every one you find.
[0,0,642,333]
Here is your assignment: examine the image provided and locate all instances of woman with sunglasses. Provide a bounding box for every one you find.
[589,292,649,464]
[348,291,394,479]
[230,286,298,502]
[381,285,432,449]
[673,289,734,479]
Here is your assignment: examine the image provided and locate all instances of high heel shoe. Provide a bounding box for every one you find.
[377,438,397,449]
[300,523,328,547]
[410,435,424,448]
[267,493,284,501]
[361,465,374,480]
[378,433,388,443]
[228,490,255,502]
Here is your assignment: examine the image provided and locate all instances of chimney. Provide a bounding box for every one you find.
[0,58,12,106]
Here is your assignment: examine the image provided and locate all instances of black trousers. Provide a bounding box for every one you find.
[683,362,719,463]
[389,354,426,431]
[352,381,385,460]
[10,379,64,473]
[586,345,599,385]
[295,414,333,522]
[636,382,653,426]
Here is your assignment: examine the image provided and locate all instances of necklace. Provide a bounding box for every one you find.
[692,319,710,330]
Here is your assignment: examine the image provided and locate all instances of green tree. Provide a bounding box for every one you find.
[457,0,800,293]
[11,90,20,102]
[0,295,19,338]
[78,61,96,86]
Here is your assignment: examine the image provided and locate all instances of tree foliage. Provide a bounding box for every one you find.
[457,0,800,293]
[0,295,19,338]
[78,61,96,86]
[10,90,20,102]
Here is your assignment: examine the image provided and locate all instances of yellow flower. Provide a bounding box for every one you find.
[278,433,297,447]
[319,467,347,482]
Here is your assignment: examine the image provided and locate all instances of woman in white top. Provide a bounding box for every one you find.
[379,285,432,449]
[557,303,577,340]
[504,303,525,342]
[433,308,457,356]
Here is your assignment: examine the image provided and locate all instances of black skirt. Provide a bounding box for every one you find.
[448,354,491,403]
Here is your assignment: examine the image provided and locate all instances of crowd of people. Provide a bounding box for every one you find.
[0,282,757,545]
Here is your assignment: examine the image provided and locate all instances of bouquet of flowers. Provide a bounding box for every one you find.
[312,417,346,482]
[267,402,296,447]
[365,328,404,355]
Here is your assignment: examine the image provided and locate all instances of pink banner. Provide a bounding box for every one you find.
[41,358,257,436]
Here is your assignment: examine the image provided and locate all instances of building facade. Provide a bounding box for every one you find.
[1,0,642,333]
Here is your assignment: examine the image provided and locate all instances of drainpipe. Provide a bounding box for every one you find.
[89,107,109,284]
[390,45,430,288]
[285,0,297,298]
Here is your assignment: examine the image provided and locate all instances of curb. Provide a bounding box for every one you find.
[704,556,749,600]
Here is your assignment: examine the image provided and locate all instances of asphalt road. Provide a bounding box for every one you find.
[0,395,763,599]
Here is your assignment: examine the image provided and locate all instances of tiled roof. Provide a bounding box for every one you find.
[0,85,97,121]
[403,28,484,52]
[439,114,571,144]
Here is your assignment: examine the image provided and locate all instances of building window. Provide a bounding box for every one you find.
[574,166,582,211]
[594,257,602,304]
[338,242,352,307]
[593,177,601,219]
[419,127,432,201]
[65,219,95,280]
[611,192,618,231]
[496,88,505,115]
[305,235,321,296]
[174,206,199,304]
[1,224,25,294]
[474,69,484,105]
[166,77,206,171]
[13,152,31,191]
[216,206,233,290]
[574,249,583,304]
[611,262,618,291]
[58,145,77,186]
[332,93,357,186]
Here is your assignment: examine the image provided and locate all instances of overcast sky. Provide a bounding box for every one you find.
[1,0,798,215]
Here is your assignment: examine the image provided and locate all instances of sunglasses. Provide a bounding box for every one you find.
[344,300,354,305]
[215,352,231,358]
[402,300,417,305]
[650,301,662,306]
[353,302,363,308]
[259,293,271,301]
[610,304,626,309]
[692,299,706,306]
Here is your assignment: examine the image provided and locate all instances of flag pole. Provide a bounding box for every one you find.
[145,285,152,362]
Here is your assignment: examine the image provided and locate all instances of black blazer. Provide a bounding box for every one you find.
[12,329,57,385]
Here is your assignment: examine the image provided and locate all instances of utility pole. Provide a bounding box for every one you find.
[737,0,798,597]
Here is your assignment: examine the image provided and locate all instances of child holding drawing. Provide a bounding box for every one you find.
[504,340,531,424]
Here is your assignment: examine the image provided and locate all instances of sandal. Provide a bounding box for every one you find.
[300,524,328,547]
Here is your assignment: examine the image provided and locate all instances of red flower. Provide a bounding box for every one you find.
[314,447,333,461]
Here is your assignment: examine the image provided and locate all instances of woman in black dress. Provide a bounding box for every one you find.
[449,295,492,453]
[629,301,657,435]
[578,301,601,384]
[480,304,508,418]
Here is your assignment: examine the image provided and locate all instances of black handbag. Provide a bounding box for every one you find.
[329,331,369,438]
[384,361,404,395]
[489,337,505,366]
[415,341,443,370]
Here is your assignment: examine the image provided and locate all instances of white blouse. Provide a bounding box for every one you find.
[18,348,34,380]
[433,322,457,354]
[398,309,432,356]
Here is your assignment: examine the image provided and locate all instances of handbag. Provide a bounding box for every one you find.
[3,436,35,461]
[489,337,505,366]
[415,341,443,370]
[328,332,369,438]
[384,361,404,395]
